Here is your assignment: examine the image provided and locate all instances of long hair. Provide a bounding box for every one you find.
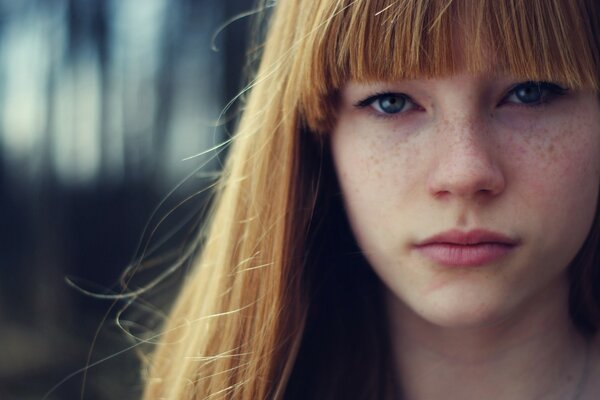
[142,1,600,398]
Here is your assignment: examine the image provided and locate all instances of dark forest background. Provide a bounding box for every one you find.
[0,1,257,399]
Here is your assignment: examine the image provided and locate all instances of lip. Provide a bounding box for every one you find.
[413,229,519,267]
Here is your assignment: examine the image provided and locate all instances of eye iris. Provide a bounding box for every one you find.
[515,84,542,103]
[378,95,405,113]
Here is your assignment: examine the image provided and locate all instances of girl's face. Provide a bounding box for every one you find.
[331,73,600,329]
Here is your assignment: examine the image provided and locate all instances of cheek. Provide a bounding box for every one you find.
[330,120,424,220]
[509,116,600,260]
[514,120,600,205]
[331,123,392,247]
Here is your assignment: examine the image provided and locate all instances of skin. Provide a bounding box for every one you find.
[331,73,600,399]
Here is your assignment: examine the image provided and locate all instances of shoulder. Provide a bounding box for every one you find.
[582,333,600,399]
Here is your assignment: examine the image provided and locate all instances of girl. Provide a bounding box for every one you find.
[142,0,600,398]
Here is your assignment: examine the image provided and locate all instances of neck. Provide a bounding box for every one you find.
[386,276,589,400]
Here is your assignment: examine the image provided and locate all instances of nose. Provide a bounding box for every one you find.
[427,116,506,200]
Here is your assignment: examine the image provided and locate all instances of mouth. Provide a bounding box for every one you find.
[413,229,519,267]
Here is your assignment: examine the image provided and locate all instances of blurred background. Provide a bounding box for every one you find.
[0,0,259,398]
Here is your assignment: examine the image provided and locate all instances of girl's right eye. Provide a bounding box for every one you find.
[355,93,417,115]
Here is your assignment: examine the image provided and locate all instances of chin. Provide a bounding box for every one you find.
[402,287,518,331]
[419,306,510,331]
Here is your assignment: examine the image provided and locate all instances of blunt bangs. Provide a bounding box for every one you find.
[294,0,600,133]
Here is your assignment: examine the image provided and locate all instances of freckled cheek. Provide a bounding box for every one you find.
[354,144,420,196]
[510,127,600,212]
[331,125,424,217]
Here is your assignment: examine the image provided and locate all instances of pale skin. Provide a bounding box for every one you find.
[331,73,600,399]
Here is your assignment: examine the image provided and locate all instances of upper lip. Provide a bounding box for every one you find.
[415,229,519,246]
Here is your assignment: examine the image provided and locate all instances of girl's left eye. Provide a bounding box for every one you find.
[503,81,567,105]
[355,93,417,115]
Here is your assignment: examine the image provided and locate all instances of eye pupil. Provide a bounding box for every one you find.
[515,84,542,103]
[378,95,406,113]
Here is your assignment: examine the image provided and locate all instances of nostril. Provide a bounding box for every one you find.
[477,188,494,195]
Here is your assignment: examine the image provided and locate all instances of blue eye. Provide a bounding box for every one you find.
[373,94,407,114]
[505,81,567,105]
[356,92,415,115]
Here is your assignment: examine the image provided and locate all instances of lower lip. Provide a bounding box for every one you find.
[415,243,515,267]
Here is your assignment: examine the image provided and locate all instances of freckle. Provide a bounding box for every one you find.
[535,142,543,154]
[368,154,381,167]
[366,154,382,180]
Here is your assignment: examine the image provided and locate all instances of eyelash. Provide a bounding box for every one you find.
[354,81,569,118]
